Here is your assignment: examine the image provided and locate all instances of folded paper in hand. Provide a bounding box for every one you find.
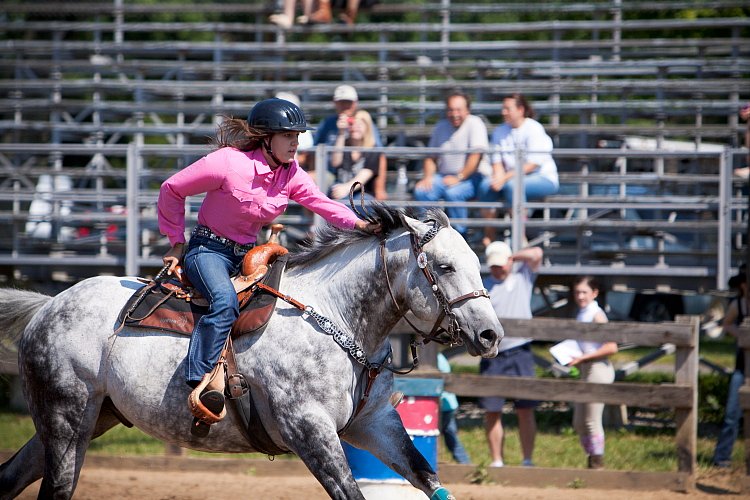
[549,339,582,366]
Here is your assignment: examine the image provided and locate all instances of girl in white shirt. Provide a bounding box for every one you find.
[568,276,618,469]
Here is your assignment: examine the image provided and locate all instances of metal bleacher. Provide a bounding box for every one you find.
[0,0,748,299]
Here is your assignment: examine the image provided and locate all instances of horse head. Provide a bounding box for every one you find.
[288,203,503,358]
[397,209,503,358]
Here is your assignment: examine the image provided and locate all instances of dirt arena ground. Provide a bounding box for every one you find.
[14,461,747,499]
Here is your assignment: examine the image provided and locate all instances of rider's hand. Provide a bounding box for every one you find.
[162,243,184,275]
[336,113,352,134]
[330,183,350,200]
[355,220,382,235]
[415,176,433,191]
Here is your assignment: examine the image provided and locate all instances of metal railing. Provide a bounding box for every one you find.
[0,143,745,291]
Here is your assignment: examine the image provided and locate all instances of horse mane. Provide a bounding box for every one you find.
[287,203,450,268]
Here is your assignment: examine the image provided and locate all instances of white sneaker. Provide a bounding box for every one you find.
[522,459,535,467]
[489,460,504,468]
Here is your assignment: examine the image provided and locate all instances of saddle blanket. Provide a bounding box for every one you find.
[117,254,288,337]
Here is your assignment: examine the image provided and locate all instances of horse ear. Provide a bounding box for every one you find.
[399,213,431,238]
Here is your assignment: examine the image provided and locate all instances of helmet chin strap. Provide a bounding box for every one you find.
[263,137,289,169]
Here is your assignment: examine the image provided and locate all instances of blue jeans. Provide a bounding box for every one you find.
[479,172,558,205]
[713,370,744,464]
[413,172,483,234]
[182,235,244,385]
[441,409,472,464]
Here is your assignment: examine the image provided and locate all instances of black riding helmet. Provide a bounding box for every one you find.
[248,98,313,167]
[247,98,315,133]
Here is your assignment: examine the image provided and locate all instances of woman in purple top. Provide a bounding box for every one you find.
[158,98,380,436]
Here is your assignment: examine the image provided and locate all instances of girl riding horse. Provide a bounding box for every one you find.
[158,97,381,436]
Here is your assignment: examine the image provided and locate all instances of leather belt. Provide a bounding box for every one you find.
[191,225,255,255]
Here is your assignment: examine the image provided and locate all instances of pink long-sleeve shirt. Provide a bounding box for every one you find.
[158,147,359,246]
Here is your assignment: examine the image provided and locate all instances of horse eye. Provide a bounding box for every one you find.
[438,264,455,272]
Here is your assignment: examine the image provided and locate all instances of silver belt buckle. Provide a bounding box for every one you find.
[233,244,246,256]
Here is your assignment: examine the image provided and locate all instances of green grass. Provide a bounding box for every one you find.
[1,336,741,470]
[438,417,745,471]
[0,412,289,460]
[2,410,744,471]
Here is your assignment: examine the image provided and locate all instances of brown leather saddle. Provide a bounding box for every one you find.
[116,228,294,455]
[117,240,289,338]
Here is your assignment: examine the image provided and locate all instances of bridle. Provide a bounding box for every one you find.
[346,182,490,351]
[381,218,490,348]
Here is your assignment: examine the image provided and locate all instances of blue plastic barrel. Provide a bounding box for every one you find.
[343,377,443,488]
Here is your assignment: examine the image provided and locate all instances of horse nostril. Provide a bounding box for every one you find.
[479,329,497,345]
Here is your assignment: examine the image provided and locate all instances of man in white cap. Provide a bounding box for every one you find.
[314,84,383,148]
[310,84,385,197]
[480,241,543,468]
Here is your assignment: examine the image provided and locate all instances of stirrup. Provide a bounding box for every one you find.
[188,372,227,424]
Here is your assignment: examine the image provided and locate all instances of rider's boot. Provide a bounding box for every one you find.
[188,365,227,437]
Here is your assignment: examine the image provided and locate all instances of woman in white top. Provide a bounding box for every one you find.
[568,276,618,469]
[479,93,559,246]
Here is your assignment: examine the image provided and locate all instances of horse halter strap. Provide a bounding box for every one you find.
[382,220,489,347]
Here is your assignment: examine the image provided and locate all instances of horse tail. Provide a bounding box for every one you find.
[0,288,52,343]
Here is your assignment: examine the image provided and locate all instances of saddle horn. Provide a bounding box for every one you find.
[241,235,289,278]
[269,224,284,244]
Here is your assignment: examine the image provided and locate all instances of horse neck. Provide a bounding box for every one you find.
[287,239,406,355]
[350,234,415,353]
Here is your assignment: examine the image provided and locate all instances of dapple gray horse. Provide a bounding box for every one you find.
[0,206,502,500]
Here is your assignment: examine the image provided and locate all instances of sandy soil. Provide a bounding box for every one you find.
[14,465,746,499]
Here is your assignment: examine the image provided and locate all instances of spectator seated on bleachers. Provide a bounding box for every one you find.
[269,0,314,30]
[413,90,490,237]
[478,93,559,247]
[314,85,383,148]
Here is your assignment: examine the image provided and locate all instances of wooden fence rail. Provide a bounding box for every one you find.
[399,314,700,490]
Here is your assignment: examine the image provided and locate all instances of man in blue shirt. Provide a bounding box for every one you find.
[312,85,384,190]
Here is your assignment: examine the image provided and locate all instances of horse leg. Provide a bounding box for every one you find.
[345,408,449,499]
[0,401,121,500]
[0,434,45,499]
[21,362,106,500]
[278,415,365,500]
[36,394,106,499]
